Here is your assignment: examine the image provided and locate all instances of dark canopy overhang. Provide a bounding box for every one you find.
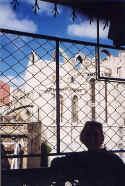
[40,0,124,18]
[40,0,122,7]
[40,0,125,47]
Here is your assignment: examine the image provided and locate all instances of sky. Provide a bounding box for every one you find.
[0,0,123,87]
[0,0,109,43]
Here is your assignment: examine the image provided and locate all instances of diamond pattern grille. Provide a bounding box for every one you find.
[1,30,125,167]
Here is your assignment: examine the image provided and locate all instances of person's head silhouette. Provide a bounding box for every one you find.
[80,121,104,150]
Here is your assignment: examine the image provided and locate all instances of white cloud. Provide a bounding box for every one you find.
[0,5,37,33]
[67,21,109,39]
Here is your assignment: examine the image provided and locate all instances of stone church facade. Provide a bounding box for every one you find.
[1,48,125,165]
[24,49,125,160]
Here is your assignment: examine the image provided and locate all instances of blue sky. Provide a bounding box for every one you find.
[0,0,110,44]
[0,0,121,87]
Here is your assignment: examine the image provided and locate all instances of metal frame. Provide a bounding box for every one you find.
[1,28,125,160]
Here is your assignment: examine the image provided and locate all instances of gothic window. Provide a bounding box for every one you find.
[72,95,78,122]
[117,66,121,77]
[89,78,95,120]
[60,95,64,122]
[75,55,82,70]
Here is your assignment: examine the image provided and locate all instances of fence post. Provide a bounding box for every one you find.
[56,40,60,154]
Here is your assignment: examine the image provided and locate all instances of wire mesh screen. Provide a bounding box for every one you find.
[1,29,125,169]
[97,47,125,81]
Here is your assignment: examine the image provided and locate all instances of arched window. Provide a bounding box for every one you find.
[75,55,82,70]
[72,95,78,122]
[60,95,64,122]
[89,78,95,120]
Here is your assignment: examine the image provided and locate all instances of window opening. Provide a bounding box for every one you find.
[72,95,78,122]
[60,95,64,122]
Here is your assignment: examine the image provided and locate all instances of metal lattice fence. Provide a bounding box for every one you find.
[1,29,125,168]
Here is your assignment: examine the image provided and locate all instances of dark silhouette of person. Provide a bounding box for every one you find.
[51,121,125,186]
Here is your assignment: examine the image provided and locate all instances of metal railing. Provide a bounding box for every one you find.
[0,28,125,168]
